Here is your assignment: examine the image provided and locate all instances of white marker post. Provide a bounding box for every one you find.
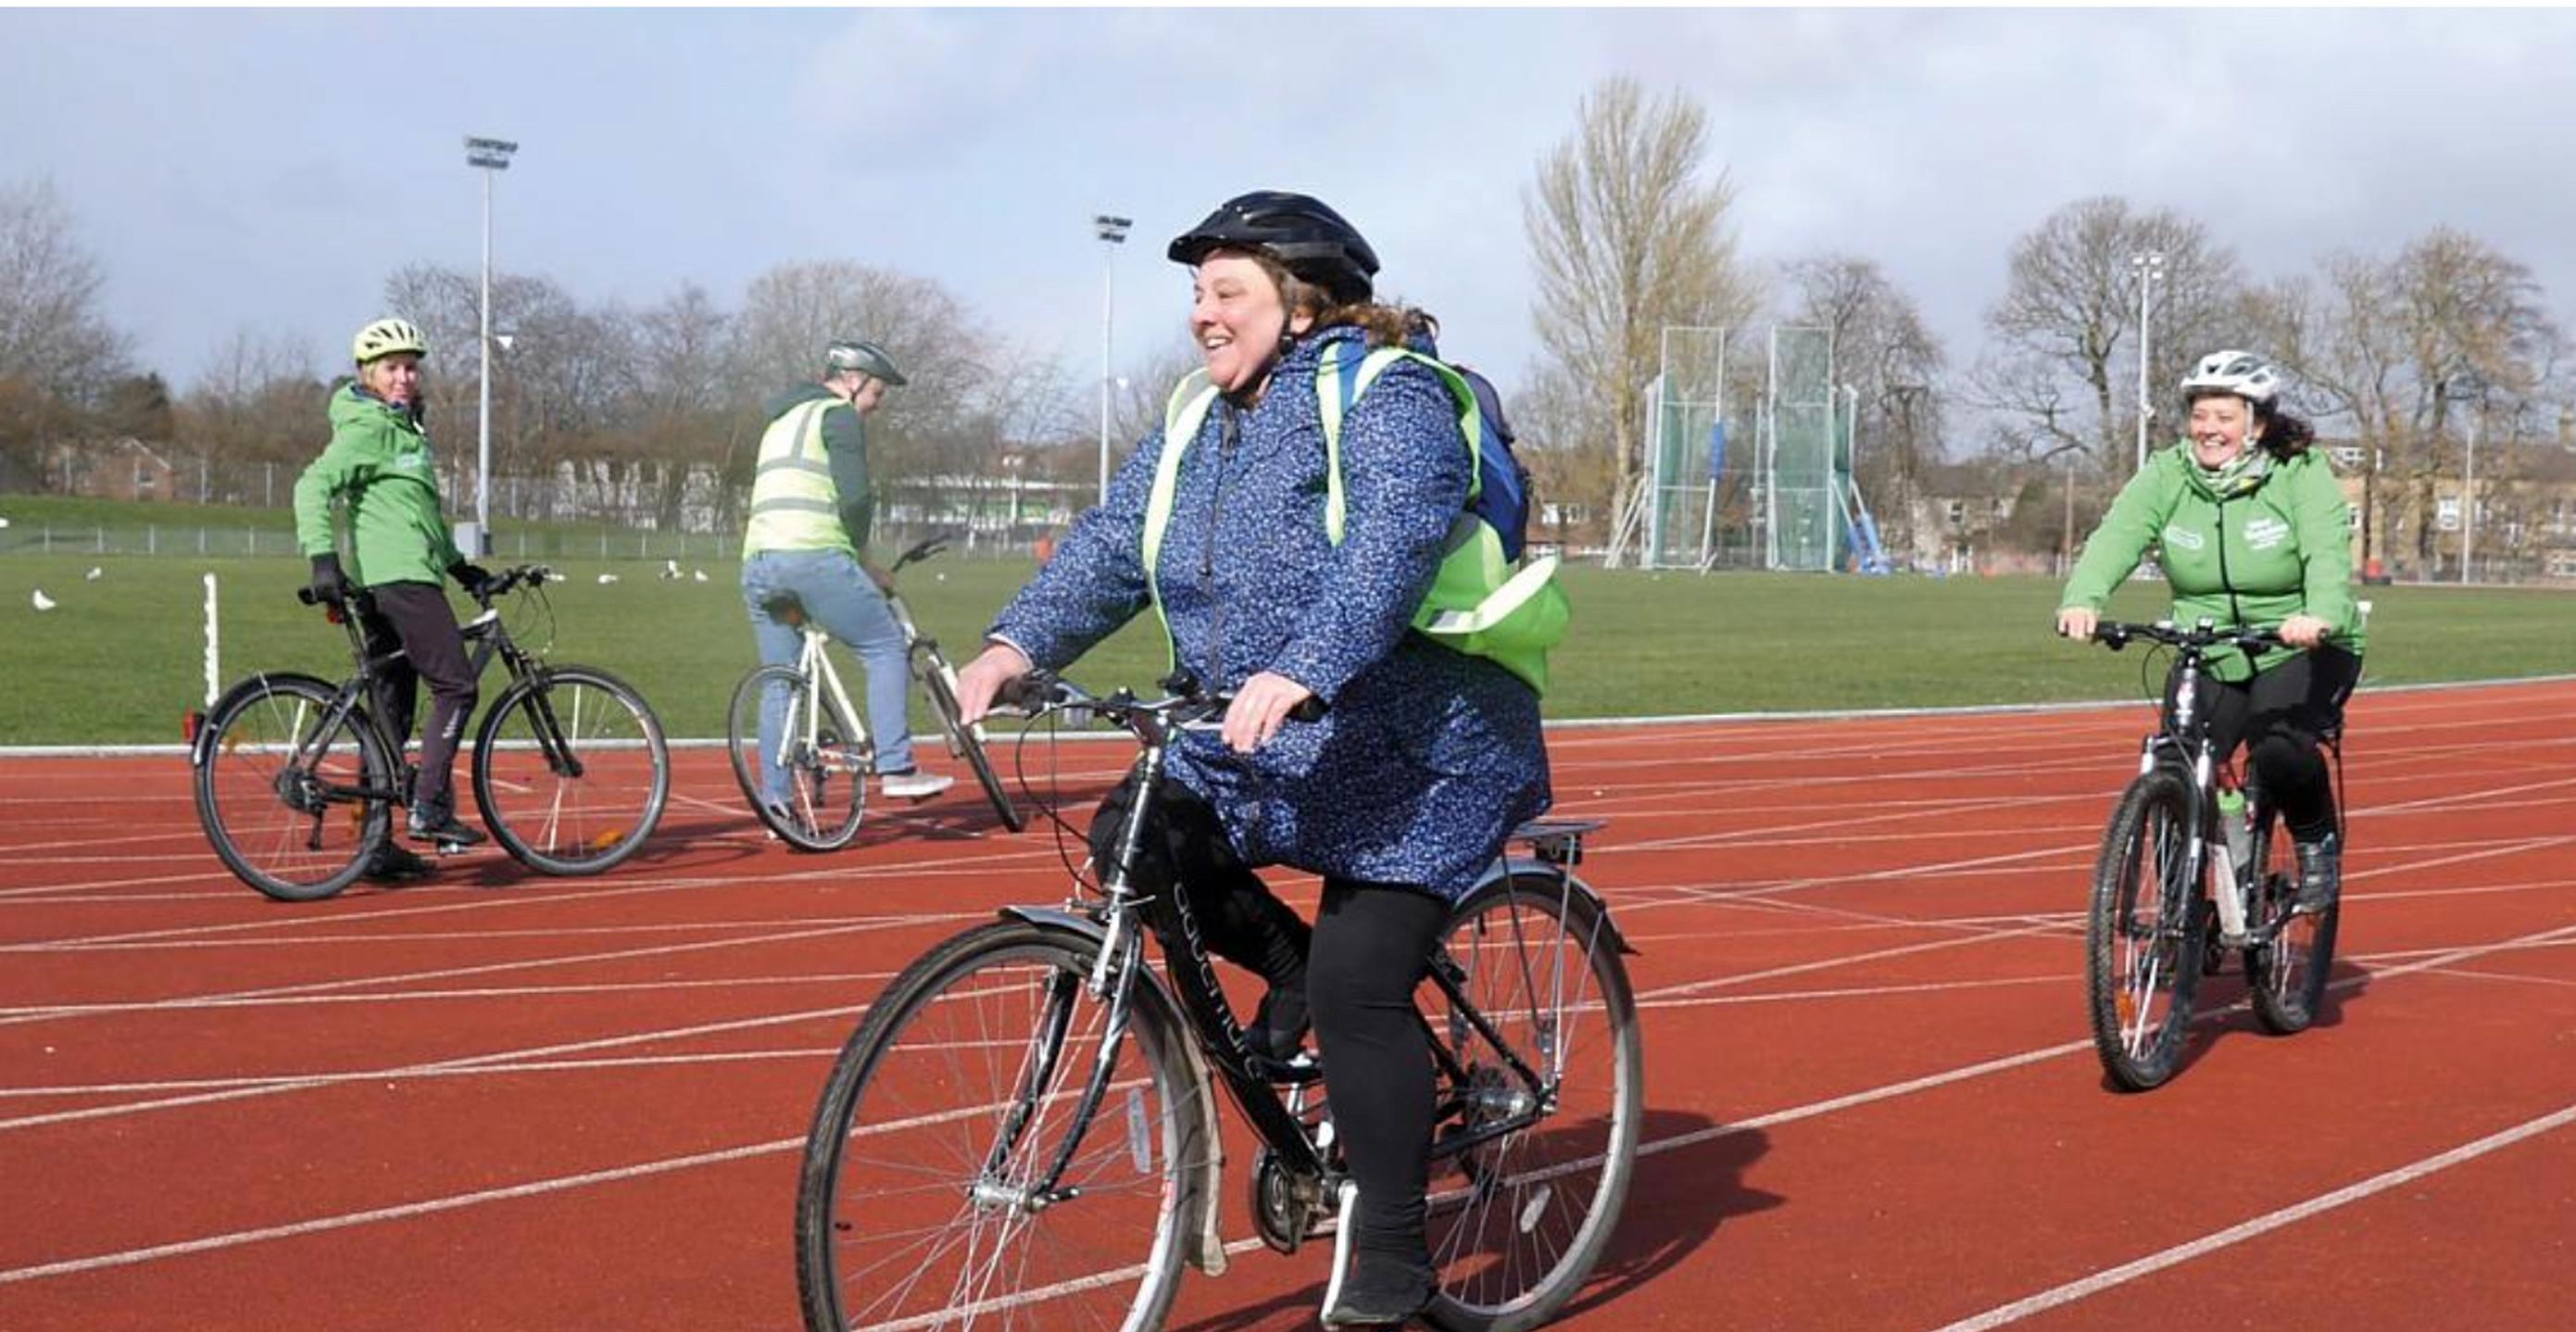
[203,572,220,708]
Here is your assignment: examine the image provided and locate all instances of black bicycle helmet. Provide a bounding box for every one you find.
[1167,190,1379,306]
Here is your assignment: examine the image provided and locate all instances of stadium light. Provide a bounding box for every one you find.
[466,135,520,555]
[1094,214,1133,506]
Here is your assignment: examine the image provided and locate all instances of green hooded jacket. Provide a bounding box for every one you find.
[293,384,461,587]
[2060,442,2367,681]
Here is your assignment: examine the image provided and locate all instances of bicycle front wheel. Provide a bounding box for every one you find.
[726,663,868,851]
[2246,803,2338,1035]
[1421,872,1642,1332]
[194,673,393,902]
[471,665,670,875]
[2086,767,2210,1091]
[797,921,1203,1332]
[918,644,1024,832]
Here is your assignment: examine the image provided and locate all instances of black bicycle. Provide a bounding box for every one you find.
[190,564,672,900]
[2082,620,2344,1091]
[793,672,1643,1332]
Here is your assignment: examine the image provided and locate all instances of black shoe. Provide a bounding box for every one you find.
[407,804,487,849]
[1322,1250,1435,1328]
[1246,977,1313,1074]
[2294,834,2341,914]
[363,843,435,882]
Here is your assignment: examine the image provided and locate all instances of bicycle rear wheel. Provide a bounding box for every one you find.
[726,663,868,851]
[194,673,392,902]
[2086,767,2210,1091]
[918,644,1024,832]
[471,665,670,875]
[2246,802,2339,1035]
[796,921,1202,1332]
[1420,871,1641,1332]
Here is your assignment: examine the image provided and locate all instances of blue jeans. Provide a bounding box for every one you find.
[742,549,916,800]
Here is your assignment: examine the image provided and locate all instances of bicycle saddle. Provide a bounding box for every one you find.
[760,593,810,628]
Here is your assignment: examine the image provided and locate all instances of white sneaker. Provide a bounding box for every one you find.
[881,769,954,800]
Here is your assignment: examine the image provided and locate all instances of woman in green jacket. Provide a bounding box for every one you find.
[2057,350,2365,913]
[293,318,494,868]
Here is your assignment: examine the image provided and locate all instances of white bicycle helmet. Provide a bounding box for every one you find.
[2179,349,2279,407]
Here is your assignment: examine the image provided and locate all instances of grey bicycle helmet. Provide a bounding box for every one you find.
[2179,349,2280,407]
[824,339,907,386]
[1167,190,1379,306]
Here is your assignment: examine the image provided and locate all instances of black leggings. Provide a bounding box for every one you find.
[1092,777,1451,1261]
[2168,646,2360,843]
[358,582,479,813]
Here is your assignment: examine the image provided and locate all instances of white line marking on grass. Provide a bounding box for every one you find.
[1923,1103,2576,1332]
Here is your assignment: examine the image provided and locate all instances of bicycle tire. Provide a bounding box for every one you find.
[2086,766,2209,1091]
[796,920,1203,1332]
[917,643,1024,832]
[194,672,393,902]
[2245,802,2339,1035]
[1421,871,1642,1332]
[726,663,868,852]
[471,664,670,875]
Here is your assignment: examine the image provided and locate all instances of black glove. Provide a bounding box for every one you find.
[308,553,350,604]
[447,561,495,597]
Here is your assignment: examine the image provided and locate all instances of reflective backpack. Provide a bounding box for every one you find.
[1141,339,1571,693]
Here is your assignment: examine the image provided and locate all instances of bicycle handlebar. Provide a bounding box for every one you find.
[999,670,1329,732]
[297,563,556,611]
[2090,620,2287,654]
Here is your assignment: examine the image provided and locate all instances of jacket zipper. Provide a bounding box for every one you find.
[1197,405,1239,685]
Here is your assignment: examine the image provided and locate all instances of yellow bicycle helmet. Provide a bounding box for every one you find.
[352,318,429,365]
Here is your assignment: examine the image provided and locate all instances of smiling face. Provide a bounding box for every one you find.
[360,352,422,407]
[2187,393,2254,468]
[1188,250,1312,396]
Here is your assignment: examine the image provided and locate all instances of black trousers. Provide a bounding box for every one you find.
[358,582,480,813]
[2168,646,2360,843]
[1092,775,1451,1261]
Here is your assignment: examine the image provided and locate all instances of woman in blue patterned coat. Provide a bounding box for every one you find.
[955,191,1551,1326]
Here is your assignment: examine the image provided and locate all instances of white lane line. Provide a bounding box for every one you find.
[0,912,2568,1288]
[1924,1102,2576,1332]
[0,1132,810,1287]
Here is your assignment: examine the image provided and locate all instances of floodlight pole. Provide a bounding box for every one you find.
[1094,214,1133,506]
[465,136,519,553]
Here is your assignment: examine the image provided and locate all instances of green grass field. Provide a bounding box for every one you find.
[4,548,2570,746]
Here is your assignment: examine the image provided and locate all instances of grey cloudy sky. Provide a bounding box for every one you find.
[6,6,2573,408]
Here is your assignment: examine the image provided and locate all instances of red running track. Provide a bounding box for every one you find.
[0,681,2569,1331]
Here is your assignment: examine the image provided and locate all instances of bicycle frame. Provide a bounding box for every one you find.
[987,676,1625,1216]
[283,572,574,812]
[785,625,872,768]
[2114,620,2321,951]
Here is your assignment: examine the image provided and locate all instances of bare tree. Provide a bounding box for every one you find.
[1976,196,2243,471]
[1524,77,1759,549]
[0,178,133,487]
[1780,254,1947,556]
[729,259,986,488]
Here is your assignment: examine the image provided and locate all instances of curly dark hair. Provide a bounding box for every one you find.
[2255,402,2316,459]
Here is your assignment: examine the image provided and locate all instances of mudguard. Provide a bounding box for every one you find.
[998,905,1231,1278]
[1464,858,1640,957]
[189,672,344,770]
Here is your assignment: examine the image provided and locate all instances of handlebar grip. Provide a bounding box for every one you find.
[1287,696,1329,723]
[996,672,1061,712]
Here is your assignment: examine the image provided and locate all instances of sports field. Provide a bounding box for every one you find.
[5,551,2572,746]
